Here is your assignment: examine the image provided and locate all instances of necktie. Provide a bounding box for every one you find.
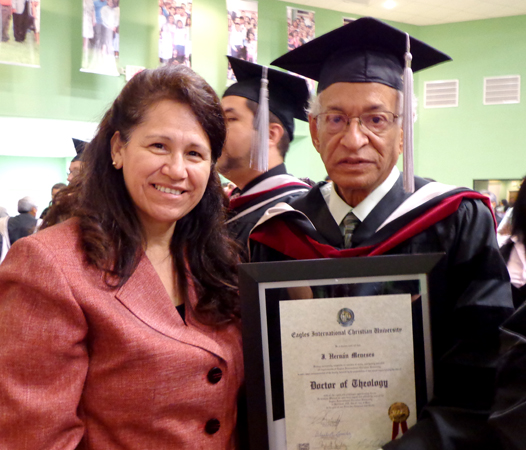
[342,211,360,248]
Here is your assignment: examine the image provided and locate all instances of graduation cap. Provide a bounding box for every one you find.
[72,138,87,162]
[224,56,310,171]
[271,17,452,192]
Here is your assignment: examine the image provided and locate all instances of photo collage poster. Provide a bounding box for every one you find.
[286,6,315,93]
[158,1,192,68]
[226,0,258,83]
[0,0,41,67]
[81,0,120,76]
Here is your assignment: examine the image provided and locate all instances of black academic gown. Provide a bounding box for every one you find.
[250,175,514,450]
[227,164,310,251]
[489,303,526,450]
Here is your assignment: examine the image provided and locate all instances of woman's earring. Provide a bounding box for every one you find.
[112,161,117,167]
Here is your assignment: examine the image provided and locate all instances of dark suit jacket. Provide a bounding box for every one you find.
[7,211,36,244]
[0,219,244,449]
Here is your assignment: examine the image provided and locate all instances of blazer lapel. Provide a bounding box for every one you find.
[115,254,227,360]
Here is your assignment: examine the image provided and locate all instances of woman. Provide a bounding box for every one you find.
[0,65,243,449]
[500,176,526,308]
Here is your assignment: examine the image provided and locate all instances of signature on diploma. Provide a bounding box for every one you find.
[317,441,348,450]
[310,410,342,429]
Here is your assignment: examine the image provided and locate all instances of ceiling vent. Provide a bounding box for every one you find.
[424,80,459,108]
[484,75,520,105]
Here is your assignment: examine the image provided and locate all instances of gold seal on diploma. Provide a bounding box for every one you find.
[389,402,409,439]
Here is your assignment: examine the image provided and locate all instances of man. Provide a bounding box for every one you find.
[480,189,504,224]
[68,138,86,183]
[7,196,37,246]
[0,206,9,263]
[0,0,12,42]
[250,17,513,449]
[218,56,311,248]
[40,182,67,219]
[12,0,29,43]
[229,19,245,59]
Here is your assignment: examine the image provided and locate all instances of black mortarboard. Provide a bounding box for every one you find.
[223,56,310,141]
[271,16,451,93]
[72,138,87,162]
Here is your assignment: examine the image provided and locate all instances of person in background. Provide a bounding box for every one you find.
[0,0,12,42]
[0,64,243,449]
[40,182,67,220]
[480,189,503,224]
[490,177,526,448]
[0,206,9,263]
[68,138,87,183]
[92,0,107,52]
[497,177,526,308]
[7,196,37,245]
[12,0,29,43]
[251,17,513,449]
[218,56,311,249]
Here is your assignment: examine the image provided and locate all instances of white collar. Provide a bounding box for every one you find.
[321,166,400,225]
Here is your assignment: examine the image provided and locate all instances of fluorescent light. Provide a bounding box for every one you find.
[383,0,396,9]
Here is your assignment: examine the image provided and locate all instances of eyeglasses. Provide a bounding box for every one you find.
[316,111,400,135]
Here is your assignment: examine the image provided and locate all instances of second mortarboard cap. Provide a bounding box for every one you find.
[223,56,310,141]
[271,16,451,93]
[72,138,87,162]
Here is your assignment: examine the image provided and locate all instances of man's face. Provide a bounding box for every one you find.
[68,160,83,183]
[51,187,62,200]
[309,82,403,203]
[217,95,255,176]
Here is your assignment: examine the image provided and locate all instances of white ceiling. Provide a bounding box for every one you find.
[279,0,526,26]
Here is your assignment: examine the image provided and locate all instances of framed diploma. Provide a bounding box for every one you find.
[239,253,443,450]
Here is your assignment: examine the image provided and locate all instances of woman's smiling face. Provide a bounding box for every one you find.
[111,99,212,233]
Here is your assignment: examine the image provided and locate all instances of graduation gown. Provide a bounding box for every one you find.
[226,164,310,249]
[489,303,526,450]
[250,175,514,450]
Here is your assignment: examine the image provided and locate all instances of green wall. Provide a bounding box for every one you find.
[415,15,526,187]
[1,0,525,212]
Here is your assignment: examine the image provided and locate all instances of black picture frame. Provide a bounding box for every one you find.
[239,253,443,450]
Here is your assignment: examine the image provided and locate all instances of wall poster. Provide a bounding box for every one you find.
[158,0,192,67]
[81,0,120,76]
[0,0,41,67]
[226,0,258,82]
[286,6,315,92]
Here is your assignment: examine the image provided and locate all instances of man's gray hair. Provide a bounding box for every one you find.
[0,206,8,218]
[18,196,37,214]
[480,190,497,205]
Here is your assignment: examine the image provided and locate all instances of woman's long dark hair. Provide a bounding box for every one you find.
[43,65,240,325]
[512,176,526,243]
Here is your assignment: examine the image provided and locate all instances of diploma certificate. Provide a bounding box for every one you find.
[280,295,416,450]
[238,254,441,450]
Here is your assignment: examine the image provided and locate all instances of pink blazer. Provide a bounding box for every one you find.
[0,220,244,449]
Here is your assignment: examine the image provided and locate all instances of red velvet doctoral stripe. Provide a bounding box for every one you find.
[250,191,493,260]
